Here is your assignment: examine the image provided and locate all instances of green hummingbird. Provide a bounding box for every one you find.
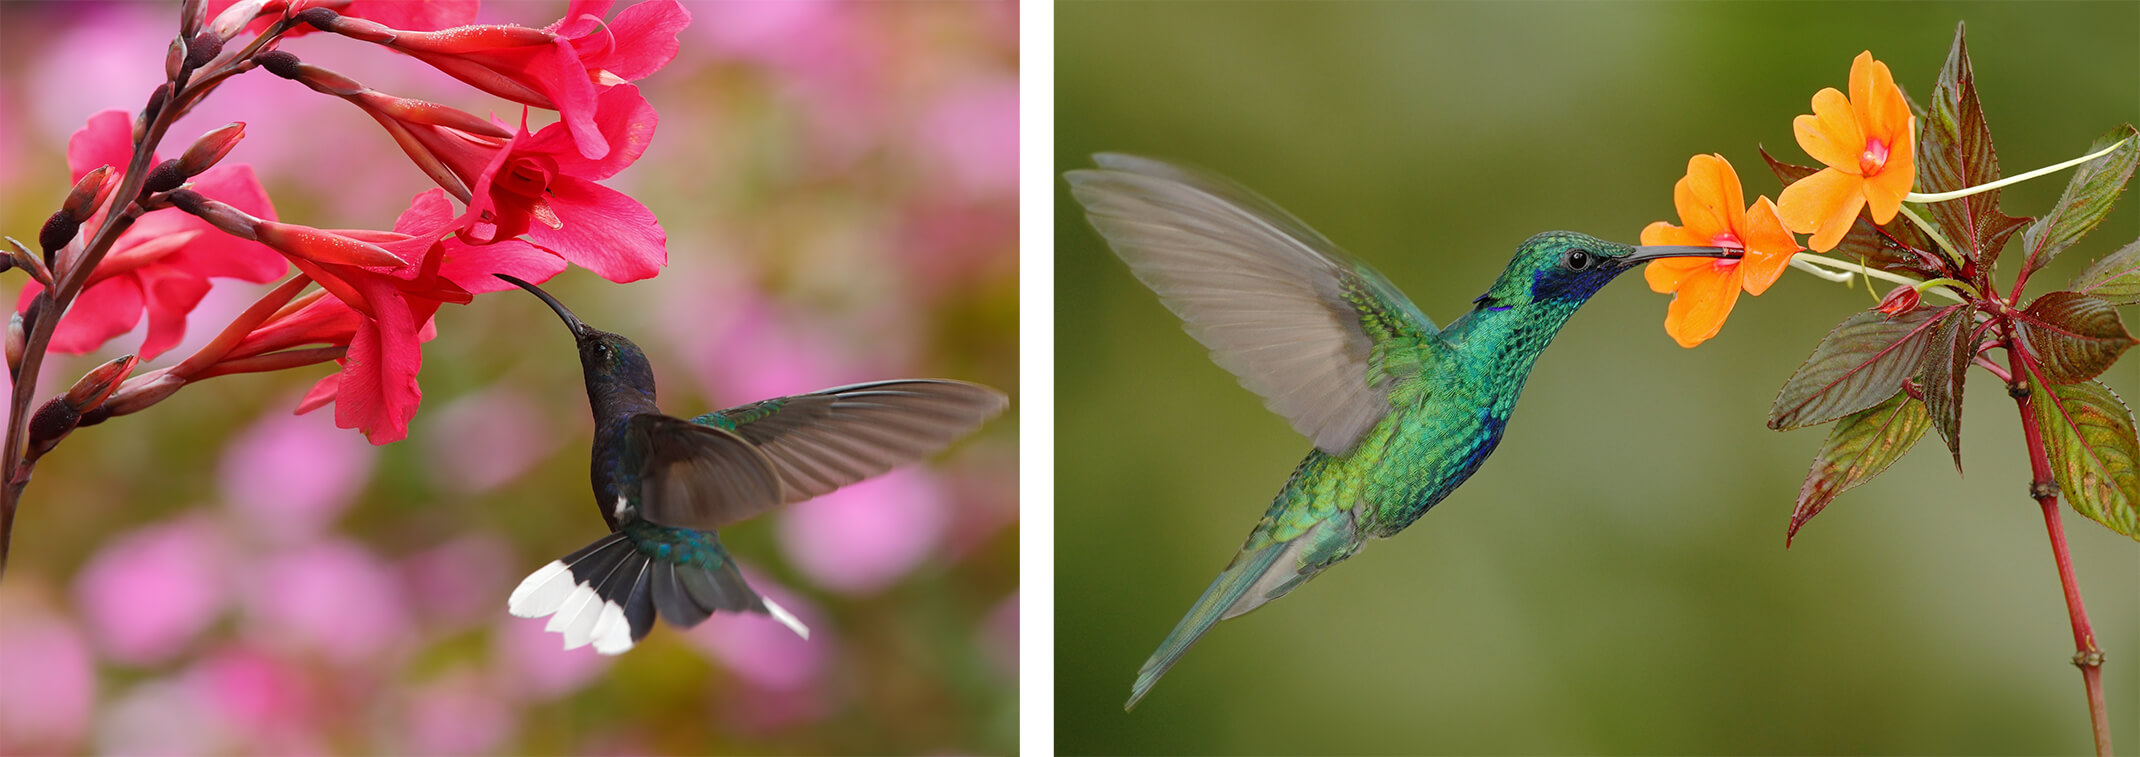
[496,274,1006,654]
[1066,154,1737,710]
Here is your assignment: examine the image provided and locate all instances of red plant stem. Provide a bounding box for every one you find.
[2002,322,2113,756]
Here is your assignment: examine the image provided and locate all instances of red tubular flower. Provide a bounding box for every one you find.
[233,191,565,444]
[306,0,688,160]
[21,111,285,360]
[204,0,478,40]
[460,86,667,282]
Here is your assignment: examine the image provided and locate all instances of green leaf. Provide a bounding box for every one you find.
[1916,23,2031,268]
[1918,306,1977,471]
[1770,306,1951,430]
[2029,378,2140,540]
[1789,390,1931,545]
[1760,146,1940,277]
[2072,237,2140,305]
[2017,125,2140,277]
[2016,291,2137,384]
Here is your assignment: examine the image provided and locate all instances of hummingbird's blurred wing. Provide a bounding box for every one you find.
[1067,153,1439,456]
[630,414,787,531]
[691,379,1007,509]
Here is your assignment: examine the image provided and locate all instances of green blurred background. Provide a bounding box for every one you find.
[1057,3,2137,754]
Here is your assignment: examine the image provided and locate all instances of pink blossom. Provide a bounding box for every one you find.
[20,111,285,359]
[244,540,411,664]
[777,470,948,594]
[398,534,515,629]
[403,667,515,755]
[73,516,231,665]
[459,85,667,282]
[186,646,325,754]
[913,77,1019,199]
[218,407,376,542]
[203,0,480,39]
[685,572,826,691]
[420,387,566,493]
[0,609,95,752]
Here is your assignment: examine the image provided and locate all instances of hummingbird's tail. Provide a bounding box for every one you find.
[1127,510,1363,710]
[507,529,809,655]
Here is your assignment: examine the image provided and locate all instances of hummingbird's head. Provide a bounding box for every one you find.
[494,274,657,393]
[1474,231,1740,313]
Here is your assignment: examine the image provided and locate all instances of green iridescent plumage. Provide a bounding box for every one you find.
[1067,154,1736,710]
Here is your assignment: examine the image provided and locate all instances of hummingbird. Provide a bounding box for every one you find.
[495,273,1007,655]
[1066,154,1738,710]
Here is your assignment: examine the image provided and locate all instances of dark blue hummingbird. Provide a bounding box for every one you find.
[1067,154,1738,709]
[496,274,1006,654]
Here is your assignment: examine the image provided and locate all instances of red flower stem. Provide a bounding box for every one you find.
[2002,321,2113,756]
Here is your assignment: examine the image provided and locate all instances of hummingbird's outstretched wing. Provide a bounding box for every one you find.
[629,414,787,531]
[690,380,1007,516]
[1067,153,1438,456]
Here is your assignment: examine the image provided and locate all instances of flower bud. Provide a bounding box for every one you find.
[183,32,222,72]
[96,370,187,420]
[164,189,260,240]
[209,0,267,41]
[63,354,138,414]
[166,36,188,81]
[5,313,23,376]
[1875,285,1922,318]
[38,212,78,257]
[63,166,116,223]
[254,50,302,79]
[27,398,80,457]
[180,0,206,38]
[256,222,407,267]
[177,123,245,176]
[143,159,186,194]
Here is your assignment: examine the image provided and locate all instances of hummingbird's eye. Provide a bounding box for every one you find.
[1562,249,1596,271]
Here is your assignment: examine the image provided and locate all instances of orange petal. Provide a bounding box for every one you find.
[1663,265,1741,348]
[1848,52,1877,123]
[1645,255,1713,294]
[1795,88,1865,172]
[1864,118,1916,224]
[1859,55,1911,147]
[1641,220,1708,247]
[1775,167,1859,237]
[1672,154,1740,239]
[1739,196,1802,296]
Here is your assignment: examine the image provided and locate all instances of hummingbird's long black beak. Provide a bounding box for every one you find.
[1625,245,1743,264]
[494,273,590,337]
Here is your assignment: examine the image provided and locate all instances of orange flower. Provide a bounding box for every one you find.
[1775,51,1916,252]
[1643,154,1802,347]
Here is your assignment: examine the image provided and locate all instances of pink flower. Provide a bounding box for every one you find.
[0,610,96,752]
[204,0,479,39]
[243,540,411,664]
[218,408,376,542]
[73,516,232,665]
[21,111,284,359]
[777,470,947,594]
[398,535,514,629]
[402,667,514,755]
[186,646,323,754]
[459,85,667,282]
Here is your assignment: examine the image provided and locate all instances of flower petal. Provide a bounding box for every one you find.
[1645,255,1714,295]
[1775,166,1861,240]
[1739,196,1801,296]
[68,111,140,183]
[1794,88,1865,173]
[1663,263,1741,348]
[1672,154,1741,239]
[1864,122,1915,224]
[1860,56,1912,148]
[526,175,666,282]
[137,266,214,360]
[44,275,144,355]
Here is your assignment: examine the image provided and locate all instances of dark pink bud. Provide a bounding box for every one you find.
[256,50,302,79]
[177,123,245,176]
[144,159,185,194]
[184,32,221,72]
[166,189,261,240]
[63,165,116,222]
[38,212,77,256]
[63,354,138,413]
[97,370,186,419]
[27,398,80,457]
[293,7,342,32]
[256,222,408,267]
[180,0,206,38]
[143,83,170,123]
[1875,285,1922,318]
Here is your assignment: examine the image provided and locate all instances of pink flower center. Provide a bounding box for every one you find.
[1859,138,1890,176]
[1709,232,1743,271]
